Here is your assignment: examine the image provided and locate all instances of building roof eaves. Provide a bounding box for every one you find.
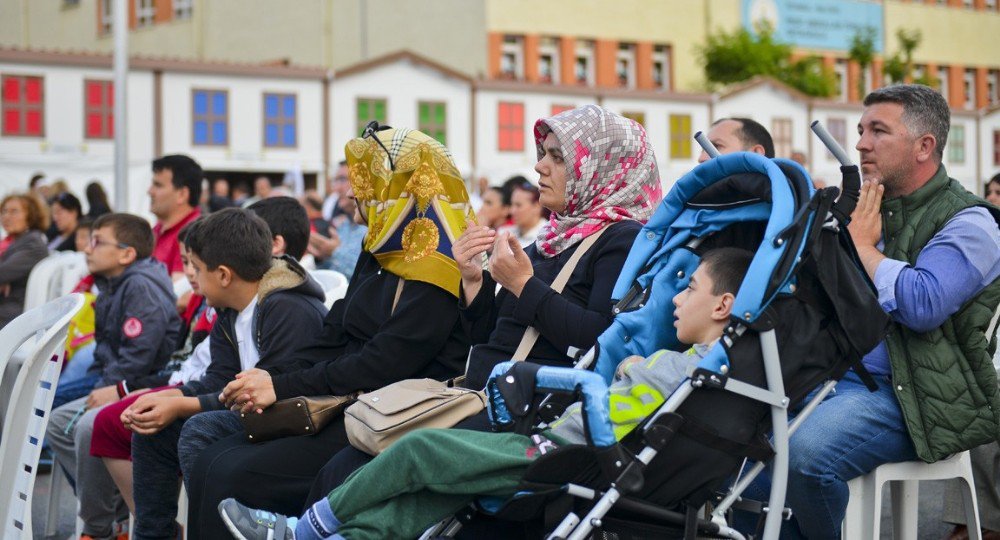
[334,50,473,83]
[0,46,329,79]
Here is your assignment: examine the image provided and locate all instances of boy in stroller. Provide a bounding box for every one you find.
[217,246,755,540]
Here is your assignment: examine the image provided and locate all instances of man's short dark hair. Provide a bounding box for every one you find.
[863,84,950,162]
[92,213,155,260]
[700,247,755,296]
[185,208,273,281]
[248,197,310,260]
[152,154,203,208]
[715,118,776,158]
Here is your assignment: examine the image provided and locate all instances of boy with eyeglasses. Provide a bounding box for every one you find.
[46,212,180,540]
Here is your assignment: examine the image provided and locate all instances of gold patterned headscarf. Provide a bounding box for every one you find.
[345,127,474,298]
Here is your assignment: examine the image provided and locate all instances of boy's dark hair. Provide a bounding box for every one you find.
[185,208,273,281]
[700,247,755,296]
[92,213,155,260]
[152,154,203,208]
[248,197,310,260]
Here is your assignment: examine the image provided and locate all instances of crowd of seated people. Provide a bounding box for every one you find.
[5,97,998,540]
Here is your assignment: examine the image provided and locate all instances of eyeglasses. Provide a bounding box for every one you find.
[89,237,130,250]
[361,120,395,171]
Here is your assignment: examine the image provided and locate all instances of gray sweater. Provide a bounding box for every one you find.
[0,230,49,328]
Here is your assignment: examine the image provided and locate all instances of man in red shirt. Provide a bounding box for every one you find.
[148,155,202,279]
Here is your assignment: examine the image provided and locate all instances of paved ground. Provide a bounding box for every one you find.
[31,471,956,539]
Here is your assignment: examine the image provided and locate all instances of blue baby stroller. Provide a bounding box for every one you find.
[423,127,889,540]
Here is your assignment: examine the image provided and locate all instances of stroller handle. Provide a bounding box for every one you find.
[810,120,861,219]
[694,131,720,158]
[810,121,852,166]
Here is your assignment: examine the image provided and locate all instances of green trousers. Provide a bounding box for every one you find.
[326,428,536,539]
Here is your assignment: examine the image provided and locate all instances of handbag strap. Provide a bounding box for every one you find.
[511,226,610,362]
[391,278,405,315]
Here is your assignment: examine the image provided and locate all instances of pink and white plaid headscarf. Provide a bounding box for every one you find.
[533,105,662,258]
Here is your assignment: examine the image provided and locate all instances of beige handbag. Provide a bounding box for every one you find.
[344,378,486,455]
[343,227,609,455]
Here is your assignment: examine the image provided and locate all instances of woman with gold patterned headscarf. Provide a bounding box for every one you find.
[203,106,666,540]
[179,126,476,538]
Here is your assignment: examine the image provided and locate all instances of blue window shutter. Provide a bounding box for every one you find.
[193,121,207,144]
[193,91,207,115]
[283,96,295,118]
[265,124,278,146]
[282,124,295,146]
[212,92,226,115]
[212,121,226,144]
[264,95,278,118]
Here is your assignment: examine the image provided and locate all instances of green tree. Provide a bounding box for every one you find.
[883,28,923,84]
[699,22,836,97]
[848,27,877,98]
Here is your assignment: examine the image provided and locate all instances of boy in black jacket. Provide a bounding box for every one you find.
[123,206,327,540]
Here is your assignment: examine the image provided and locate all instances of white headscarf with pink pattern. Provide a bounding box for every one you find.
[533,105,662,257]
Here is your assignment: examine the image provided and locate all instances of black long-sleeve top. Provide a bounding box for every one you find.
[461,220,641,387]
[269,252,471,399]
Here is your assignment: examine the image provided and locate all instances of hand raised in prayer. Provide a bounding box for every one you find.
[489,231,533,297]
[453,220,496,302]
[848,181,884,248]
[848,181,887,278]
[219,368,276,414]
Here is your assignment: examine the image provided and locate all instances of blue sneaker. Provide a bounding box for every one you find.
[218,498,294,540]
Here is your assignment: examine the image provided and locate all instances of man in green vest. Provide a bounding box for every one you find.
[745,84,1000,540]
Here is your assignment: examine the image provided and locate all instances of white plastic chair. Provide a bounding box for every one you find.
[23,254,67,312]
[56,252,89,296]
[309,269,349,308]
[842,451,982,540]
[0,293,85,539]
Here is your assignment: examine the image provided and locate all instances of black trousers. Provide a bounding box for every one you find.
[185,414,352,540]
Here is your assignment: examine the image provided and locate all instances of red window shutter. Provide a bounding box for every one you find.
[86,113,102,138]
[25,78,41,104]
[4,110,20,133]
[3,78,19,102]
[26,110,42,135]
[87,81,103,106]
[512,104,524,150]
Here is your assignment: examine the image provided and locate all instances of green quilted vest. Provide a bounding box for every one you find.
[882,165,1000,462]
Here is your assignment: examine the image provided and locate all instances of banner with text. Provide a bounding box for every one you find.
[742,0,884,53]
